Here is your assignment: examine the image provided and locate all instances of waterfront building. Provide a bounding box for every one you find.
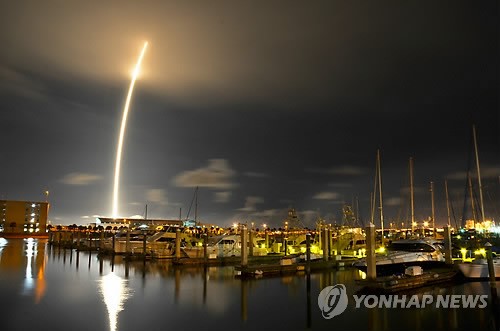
[94,217,184,230]
[0,200,49,234]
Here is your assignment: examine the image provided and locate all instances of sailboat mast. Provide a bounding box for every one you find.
[410,157,415,235]
[468,175,477,226]
[370,191,375,225]
[445,180,451,227]
[472,125,486,224]
[430,181,436,238]
[195,186,199,225]
[371,151,378,225]
[377,150,384,243]
[355,196,360,226]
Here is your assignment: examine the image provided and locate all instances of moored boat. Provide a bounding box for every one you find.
[458,258,500,279]
[353,238,446,275]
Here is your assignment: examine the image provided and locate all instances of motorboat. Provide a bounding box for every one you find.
[182,234,268,258]
[353,238,446,275]
[458,258,500,279]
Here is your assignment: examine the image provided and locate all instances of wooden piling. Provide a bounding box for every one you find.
[142,232,147,259]
[125,228,130,255]
[175,229,181,259]
[318,226,322,251]
[203,234,208,263]
[327,228,332,258]
[248,230,254,257]
[76,231,81,250]
[366,223,377,280]
[323,228,328,261]
[99,230,104,250]
[485,242,498,300]
[241,227,248,267]
[444,225,453,265]
[336,229,341,256]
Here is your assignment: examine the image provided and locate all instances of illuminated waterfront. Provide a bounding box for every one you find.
[0,238,499,331]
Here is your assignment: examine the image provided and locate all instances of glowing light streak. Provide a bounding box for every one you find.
[112,41,148,218]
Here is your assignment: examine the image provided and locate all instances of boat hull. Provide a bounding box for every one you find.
[458,261,500,279]
[355,261,447,276]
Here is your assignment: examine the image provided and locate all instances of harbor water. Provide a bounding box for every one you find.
[0,238,498,331]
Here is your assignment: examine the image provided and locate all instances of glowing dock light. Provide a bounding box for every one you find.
[474,248,486,258]
[460,248,467,261]
[112,41,148,218]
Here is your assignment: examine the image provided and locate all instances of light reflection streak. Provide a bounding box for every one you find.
[34,254,47,304]
[23,238,36,293]
[0,237,7,263]
[98,272,133,331]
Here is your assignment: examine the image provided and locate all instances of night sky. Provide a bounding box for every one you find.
[0,1,498,228]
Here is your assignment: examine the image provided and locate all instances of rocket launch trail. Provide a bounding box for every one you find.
[112,41,148,218]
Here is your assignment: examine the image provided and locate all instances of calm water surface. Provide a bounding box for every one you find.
[1,238,499,331]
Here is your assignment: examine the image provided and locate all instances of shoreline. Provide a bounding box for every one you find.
[0,233,49,239]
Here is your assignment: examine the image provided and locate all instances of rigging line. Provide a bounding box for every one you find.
[450,192,460,230]
[471,181,484,222]
[185,188,197,221]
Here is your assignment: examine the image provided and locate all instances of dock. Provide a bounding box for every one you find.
[234,257,358,277]
[355,267,460,293]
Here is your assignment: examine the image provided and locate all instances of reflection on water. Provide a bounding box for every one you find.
[0,237,8,260]
[0,238,499,331]
[98,272,133,331]
[24,238,36,293]
[0,238,47,303]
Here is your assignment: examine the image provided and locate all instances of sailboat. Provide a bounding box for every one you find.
[456,125,497,279]
[354,154,447,275]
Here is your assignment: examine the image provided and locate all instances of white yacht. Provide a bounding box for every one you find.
[182,234,268,258]
[353,238,446,275]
